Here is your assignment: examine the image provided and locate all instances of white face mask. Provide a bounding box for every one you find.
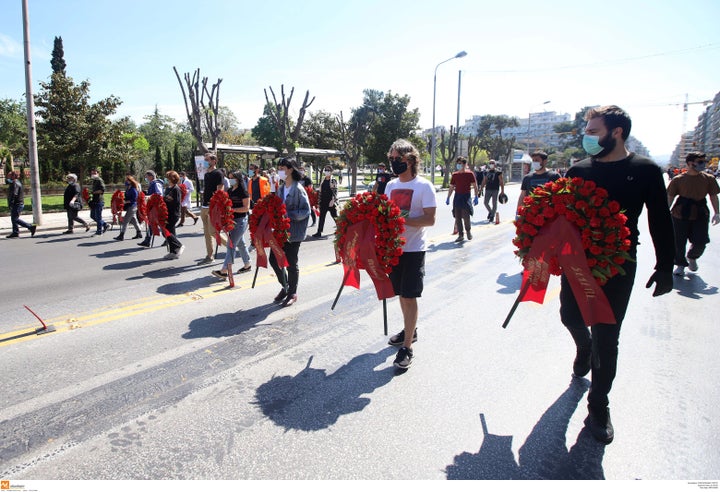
[324,170,331,176]
[277,170,286,181]
[531,161,543,171]
[228,179,237,187]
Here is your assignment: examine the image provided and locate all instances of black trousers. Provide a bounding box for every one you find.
[270,241,301,295]
[672,216,709,266]
[560,259,637,412]
[317,202,337,234]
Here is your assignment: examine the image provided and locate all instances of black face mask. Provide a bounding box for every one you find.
[390,158,407,175]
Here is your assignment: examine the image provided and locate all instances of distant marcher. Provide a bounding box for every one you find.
[248,164,270,208]
[88,168,109,236]
[299,164,316,227]
[62,173,89,234]
[5,171,36,238]
[480,160,505,221]
[269,157,311,307]
[212,170,252,280]
[198,153,226,264]
[138,170,164,247]
[372,162,393,196]
[268,167,279,194]
[114,174,143,241]
[667,151,720,276]
[446,156,479,242]
[162,171,185,259]
[311,165,338,238]
[178,171,199,226]
[516,151,562,213]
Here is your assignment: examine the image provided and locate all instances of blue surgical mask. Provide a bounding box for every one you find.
[228,178,237,186]
[582,135,604,156]
[249,170,255,178]
[531,161,542,171]
[6,178,13,184]
[456,164,463,170]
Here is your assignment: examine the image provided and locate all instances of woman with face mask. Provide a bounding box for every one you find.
[62,173,90,234]
[212,170,252,281]
[311,166,338,238]
[269,157,311,307]
[162,171,185,259]
[114,174,143,241]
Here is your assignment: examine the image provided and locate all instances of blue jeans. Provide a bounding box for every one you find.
[222,215,251,270]
[90,200,106,232]
[11,203,33,233]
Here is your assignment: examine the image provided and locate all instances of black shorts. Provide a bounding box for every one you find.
[389,251,425,298]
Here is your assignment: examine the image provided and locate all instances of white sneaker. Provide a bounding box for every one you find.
[687,257,698,272]
[177,245,185,257]
[673,265,685,276]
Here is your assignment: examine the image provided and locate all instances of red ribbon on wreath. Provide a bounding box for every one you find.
[136,192,147,224]
[146,194,169,237]
[179,183,188,203]
[249,194,290,269]
[110,190,124,225]
[334,192,405,300]
[209,190,235,249]
[82,187,91,203]
[305,185,319,217]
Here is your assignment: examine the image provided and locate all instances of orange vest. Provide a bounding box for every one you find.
[249,176,270,199]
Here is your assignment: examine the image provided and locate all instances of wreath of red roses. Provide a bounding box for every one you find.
[249,194,290,247]
[513,176,633,285]
[82,187,90,203]
[110,190,125,224]
[305,185,319,216]
[136,192,147,224]
[209,189,235,234]
[146,193,169,236]
[179,183,188,203]
[334,191,406,274]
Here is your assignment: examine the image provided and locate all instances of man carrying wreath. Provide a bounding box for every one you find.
[384,139,437,370]
[562,105,675,444]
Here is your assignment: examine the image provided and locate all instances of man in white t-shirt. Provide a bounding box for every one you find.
[384,139,437,370]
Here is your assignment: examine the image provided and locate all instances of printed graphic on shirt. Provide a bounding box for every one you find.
[390,188,414,213]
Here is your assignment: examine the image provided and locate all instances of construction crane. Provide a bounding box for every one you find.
[672,94,713,134]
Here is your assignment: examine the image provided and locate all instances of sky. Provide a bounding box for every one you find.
[1,0,719,162]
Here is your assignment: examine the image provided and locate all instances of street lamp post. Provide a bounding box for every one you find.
[431,50,467,186]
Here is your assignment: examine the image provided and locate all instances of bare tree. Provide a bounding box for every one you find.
[337,107,374,195]
[173,67,223,153]
[438,126,459,188]
[263,85,315,155]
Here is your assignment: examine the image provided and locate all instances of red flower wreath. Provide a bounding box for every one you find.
[146,193,169,237]
[136,192,147,224]
[513,177,633,285]
[305,185,319,217]
[209,189,235,247]
[110,190,125,225]
[335,191,406,275]
[82,187,90,203]
[249,194,291,248]
[179,183,188,203]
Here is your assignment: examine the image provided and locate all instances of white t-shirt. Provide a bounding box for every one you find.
[180,178,194,207]
[384,175,437,252]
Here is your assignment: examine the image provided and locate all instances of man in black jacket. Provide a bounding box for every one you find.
[6,171,36,238]
[562,105,675,444]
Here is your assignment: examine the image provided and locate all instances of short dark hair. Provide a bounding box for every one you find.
[585,105,632,141]
[530,151,548,161]
[686,151,707,164]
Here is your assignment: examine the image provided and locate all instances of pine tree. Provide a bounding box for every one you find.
[51,36,66,75]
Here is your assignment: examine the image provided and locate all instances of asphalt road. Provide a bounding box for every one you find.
[1,181,719,481]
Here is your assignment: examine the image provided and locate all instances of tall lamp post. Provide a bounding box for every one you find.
[431,50,467,186]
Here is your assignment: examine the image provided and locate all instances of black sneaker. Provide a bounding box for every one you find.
[103,223,110,234]
[388,329,418,346]
[211,270,228,280]
[585,407,614,444]
[30,224,37,237]
[274,288,288,303]
[466,231,472,240]
[393,347,413,369]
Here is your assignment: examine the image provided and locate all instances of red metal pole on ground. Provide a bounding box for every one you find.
[23,305,56,333]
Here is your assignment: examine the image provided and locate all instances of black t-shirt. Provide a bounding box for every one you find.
[520,171,562,193]
[375,171,392,195]
[164,185,182,217]
[566,153,674,270]
[229,184,249,218]
[202,168,224,206]
[484,170,501,190]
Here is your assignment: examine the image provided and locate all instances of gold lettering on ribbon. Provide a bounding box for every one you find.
[569,265,597,299]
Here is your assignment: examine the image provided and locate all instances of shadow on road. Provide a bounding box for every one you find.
[496,271,522,294]
[183,304,277,339]
[254,348,396,431]
[673,273,718,300]
[445,377,606,479]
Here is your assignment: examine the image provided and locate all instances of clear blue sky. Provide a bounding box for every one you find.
[2,0,719,160]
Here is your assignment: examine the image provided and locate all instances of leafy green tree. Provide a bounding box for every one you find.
[363,89,420,165]
[0,98,27,170]
[474,114,519,163]
[139,107,177,155]
[252,103,285,150]
[154,146,163,174]
[34,72,122,182]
